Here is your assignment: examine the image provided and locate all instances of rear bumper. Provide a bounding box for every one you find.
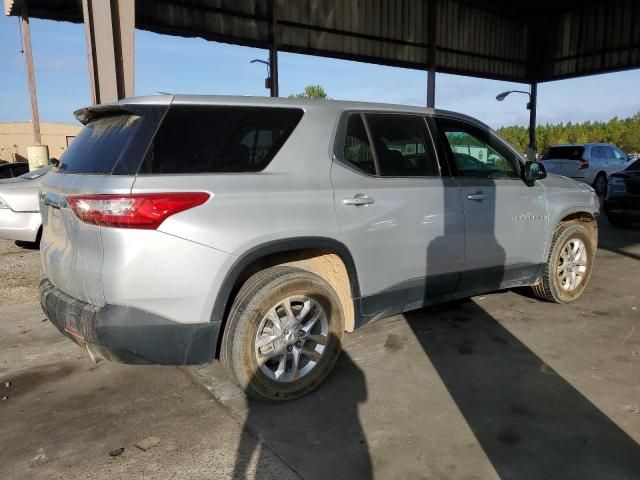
[0,209,40,242]
[39,278,220,365]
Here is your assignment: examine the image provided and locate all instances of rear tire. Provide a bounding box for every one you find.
[220,266,344,401]
[592,173,607,196]
[531,222,595,303]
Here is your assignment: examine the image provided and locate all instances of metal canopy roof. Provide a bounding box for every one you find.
[5,0,640,83]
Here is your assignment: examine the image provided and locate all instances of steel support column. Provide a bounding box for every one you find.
[20,4,41,145]
[427,68,436,108]
[527,82,537,160]
[426,0,437,108]
[81,0,135,104]
[268,0,279,97]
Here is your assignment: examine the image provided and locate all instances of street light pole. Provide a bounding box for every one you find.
[250,59,272,93]
[496,87,538,160]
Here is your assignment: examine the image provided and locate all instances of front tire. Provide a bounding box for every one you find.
[220,266,344,401]
[531,222,595,303]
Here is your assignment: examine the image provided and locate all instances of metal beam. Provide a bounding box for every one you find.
[427,69,436,108]
[20,3,41,145]
[426,0,437,108]
[528,82,537,160]
[268,0,279,97]
[81,0,134,104]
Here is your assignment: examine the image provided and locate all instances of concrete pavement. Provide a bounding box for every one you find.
[1,218,640,479]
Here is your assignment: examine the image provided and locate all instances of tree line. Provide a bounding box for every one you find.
[497,112,640,155]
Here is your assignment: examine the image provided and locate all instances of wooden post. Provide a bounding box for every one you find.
[21,4,41,145]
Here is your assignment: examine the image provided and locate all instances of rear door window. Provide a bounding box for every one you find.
[57,115,142,174]
[140,105,303,174]
[342,114,376,175]
[337,112,439,177]
[365,114,439,177]
[602,147,615,159]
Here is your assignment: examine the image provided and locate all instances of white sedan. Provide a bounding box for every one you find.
[0,167,49,245]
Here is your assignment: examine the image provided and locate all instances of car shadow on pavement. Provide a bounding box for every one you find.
[405,296,640,480]
[597,215,640,262]
[232,349,371,479]
[412,174,640,478]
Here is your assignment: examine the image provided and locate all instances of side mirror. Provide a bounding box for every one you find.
[523,160,546,185]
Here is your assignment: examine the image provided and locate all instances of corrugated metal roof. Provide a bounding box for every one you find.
[5,0,640,83]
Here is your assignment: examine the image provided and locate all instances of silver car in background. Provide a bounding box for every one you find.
[540,143,630,195]
[0,166,49,245]
[38,95,600,401]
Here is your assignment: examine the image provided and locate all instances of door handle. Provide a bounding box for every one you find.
[467,192,488,202]
[343,194,374,206]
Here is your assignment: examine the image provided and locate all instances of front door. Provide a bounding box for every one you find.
[432,116,548,294]
[331,112,465,319]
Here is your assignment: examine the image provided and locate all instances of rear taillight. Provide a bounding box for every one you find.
[67,192,210,229]
[579,159,589,169]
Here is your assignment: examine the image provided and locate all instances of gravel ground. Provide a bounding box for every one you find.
[0,241,41,304]
[0,240,298,480]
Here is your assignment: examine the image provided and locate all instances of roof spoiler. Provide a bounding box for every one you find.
[73,104,136,125]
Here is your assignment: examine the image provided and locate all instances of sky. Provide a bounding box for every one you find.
[1,15,639,130]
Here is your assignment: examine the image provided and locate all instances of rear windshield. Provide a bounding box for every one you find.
[139,105,304,174]
[58,115,142,174]
[542,146,584,160]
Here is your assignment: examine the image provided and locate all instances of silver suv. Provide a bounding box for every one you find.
[39,95,600,401]
[540,143,631,195]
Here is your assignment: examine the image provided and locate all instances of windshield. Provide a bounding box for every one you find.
[19,166,51,179]
[542,146,584,160]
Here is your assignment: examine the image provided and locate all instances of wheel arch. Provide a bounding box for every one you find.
[211,237,361,357]
[548,210,598,258]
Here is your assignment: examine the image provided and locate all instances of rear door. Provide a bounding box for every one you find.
[331,112,465,317]
[540,146,584,179]
[40,105,165,306]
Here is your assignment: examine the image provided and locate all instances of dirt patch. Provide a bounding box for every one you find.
[0,240,41,304]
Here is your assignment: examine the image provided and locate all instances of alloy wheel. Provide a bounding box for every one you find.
[557,238,588,291]
[254,295,329,383]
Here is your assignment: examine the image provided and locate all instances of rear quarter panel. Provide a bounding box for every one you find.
[131,104,341,256]
[126,104,342,323]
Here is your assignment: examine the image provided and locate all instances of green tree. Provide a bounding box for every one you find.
[288,85,328,99]
[498,111,640,155]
